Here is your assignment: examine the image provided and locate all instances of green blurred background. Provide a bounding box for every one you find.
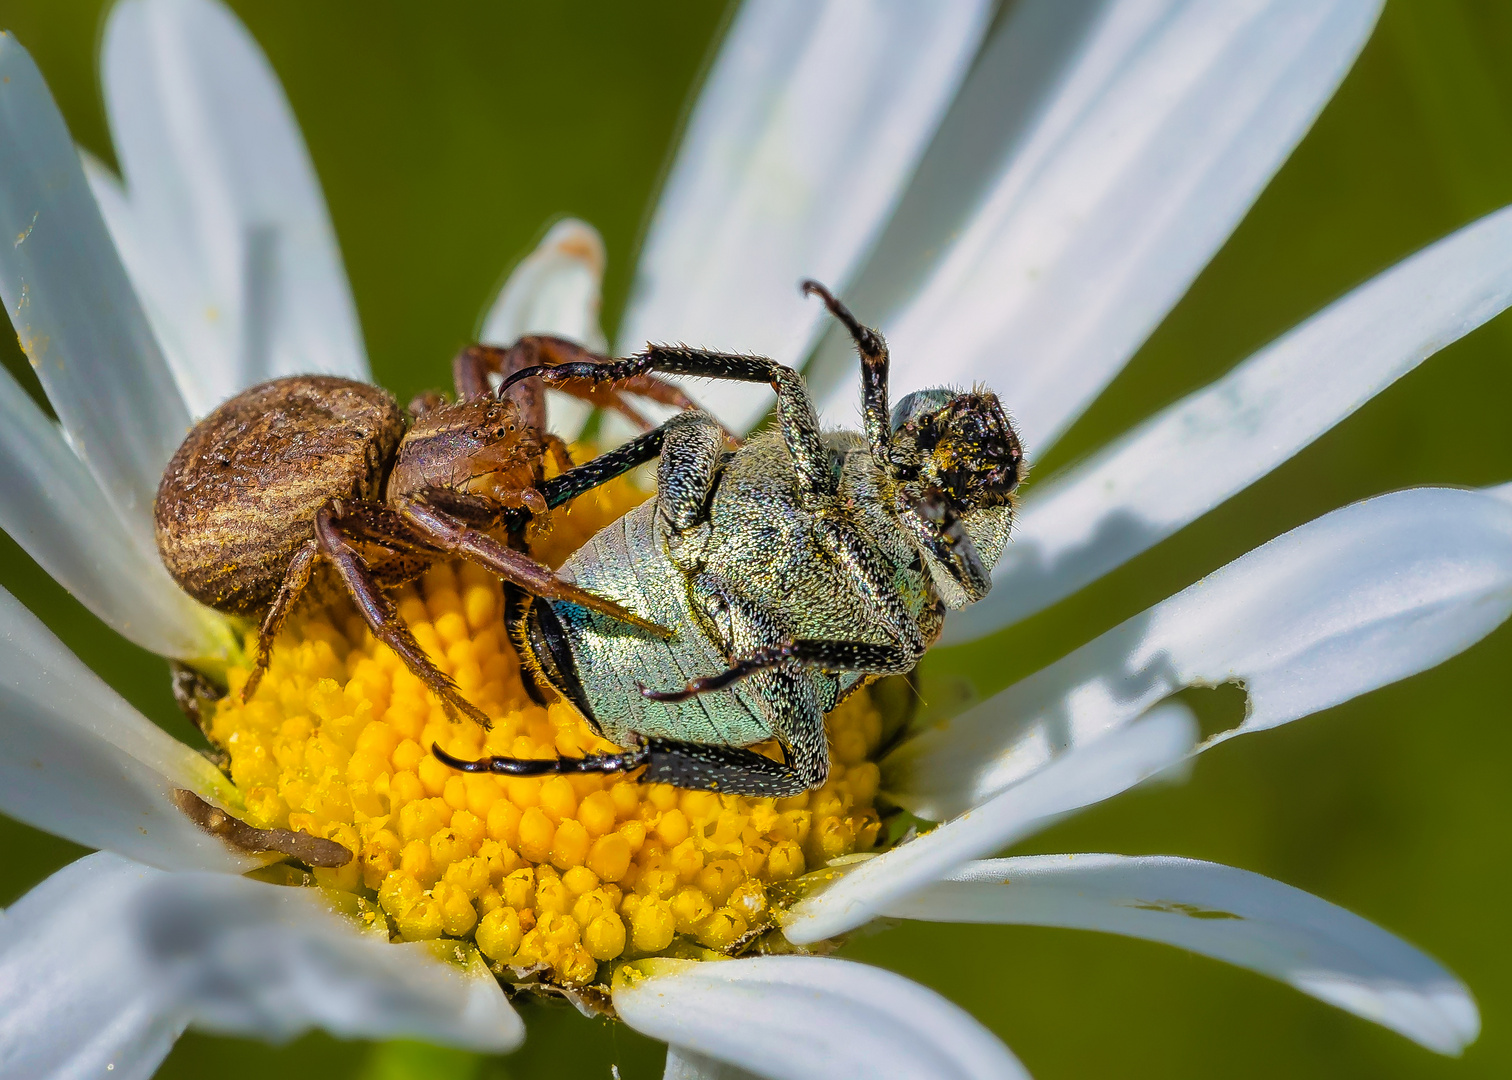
[1,1,1511,1077]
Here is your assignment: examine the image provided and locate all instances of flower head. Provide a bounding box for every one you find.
[3,1,1512,1078]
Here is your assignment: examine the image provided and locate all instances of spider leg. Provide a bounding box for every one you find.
[243,538,318,701]
[313,501,493,728]
[396,496,672,638]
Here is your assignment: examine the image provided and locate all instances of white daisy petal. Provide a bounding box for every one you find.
[664,1047,766,1080]
[0,365,229,659]
[885,854,1478,1055]
[0,586,250,872]
[618,0,993,433]
[480,218,608,352]
[616,956,1027,1080]
[0,858,182,1080]
[0,854,521,1079]
[783,705,1196,946]
[479,218,608,441]
[823,0,1381,453]
[0,31,192,548]
[894,486,1512,822]
[97,0,368,417]
[949,205,1512,641]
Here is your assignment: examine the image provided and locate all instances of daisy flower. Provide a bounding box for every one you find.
[3,1,1512,1078]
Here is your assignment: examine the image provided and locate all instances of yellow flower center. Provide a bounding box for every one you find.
[204,461,885,990]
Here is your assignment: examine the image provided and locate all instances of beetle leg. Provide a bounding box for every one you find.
[901,488,994,604]
[539,425,669,508]
[313,503,494,728]
[432,732,822,797]
[802,280,892,463]
[242,538,319,701]
[637,638,912,703]
[453,338,702,432]
[654,410,728,540]
[503,345,830,508]
[395,496,673,638]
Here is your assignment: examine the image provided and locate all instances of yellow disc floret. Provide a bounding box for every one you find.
[206,461,886,990]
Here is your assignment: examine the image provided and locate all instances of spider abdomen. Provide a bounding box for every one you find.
[154,375,405,614]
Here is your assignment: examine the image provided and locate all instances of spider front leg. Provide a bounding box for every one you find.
[395,496,671,638]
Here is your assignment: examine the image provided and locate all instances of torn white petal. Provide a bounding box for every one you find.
[617,956,1027,1080]
[479,218,608,440]
[951,204,1512,640]
[0,32,192,549]
[894,487,1512,821]
[823,0,1382,455]
[0,364,231,659]
[886,854,1478,1055]
[97,0,368,417]
[784,705,1195,945]
[620,0,993,433]
[481,218,608,352]
[0,587,249,872]
[0,853,520,1080]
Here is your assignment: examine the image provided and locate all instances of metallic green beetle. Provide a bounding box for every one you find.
[436,283,1025,796]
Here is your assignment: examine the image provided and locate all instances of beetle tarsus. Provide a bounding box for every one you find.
[431,741,650,776]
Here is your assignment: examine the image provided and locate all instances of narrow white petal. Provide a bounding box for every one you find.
[97,0,368,417]
[0,587,250,872]
[885,854,1478,1054]
[894,487,1512,822]
[481,219,609,351]
[950,205,1512,640]
[0,854,521,1078]
[0,32,192,549]
[617,957,1027,1080]
[821,0,1382,454]
[664,1047,766,1080]
[784,706,1195,945]
[479,219,609,440]
[619,0,993,433]
[0,365,230,659]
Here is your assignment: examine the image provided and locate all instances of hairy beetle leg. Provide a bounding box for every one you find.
[431,741,651,777]
[455,338,700,432]
[432,737,813,797]
[638,639,910,703]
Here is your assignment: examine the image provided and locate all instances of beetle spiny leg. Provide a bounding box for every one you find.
[431,742,651,777]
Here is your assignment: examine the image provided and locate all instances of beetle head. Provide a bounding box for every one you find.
[888,388,1025,599]
[889,387,1024,509]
